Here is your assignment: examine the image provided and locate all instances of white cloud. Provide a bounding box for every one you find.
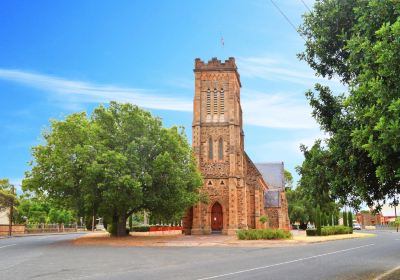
[242,89,317,129]
[0,68,322,129]
[237,55,346,92]
[0,69,192,112]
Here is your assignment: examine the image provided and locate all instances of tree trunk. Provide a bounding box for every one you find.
[117,213,127,237]
[111,213,127,237]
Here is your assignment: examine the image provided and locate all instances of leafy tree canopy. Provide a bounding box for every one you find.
[23,102,202,236]
[298,0,400,209]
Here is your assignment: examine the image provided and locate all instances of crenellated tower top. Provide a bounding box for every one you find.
[194,57,241,87]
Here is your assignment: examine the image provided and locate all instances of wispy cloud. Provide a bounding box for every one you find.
[0,68,320,129]
[0,69,192,112]
[237,55,346,92]
[242,89,317,129]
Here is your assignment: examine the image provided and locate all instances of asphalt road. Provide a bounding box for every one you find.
[0,231,399,280]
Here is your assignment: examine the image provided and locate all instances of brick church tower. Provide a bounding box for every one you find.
[183,57,269,235]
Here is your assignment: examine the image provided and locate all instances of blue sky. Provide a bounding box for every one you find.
[0,0,345,190]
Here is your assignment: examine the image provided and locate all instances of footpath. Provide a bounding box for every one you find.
[71,230,374,248]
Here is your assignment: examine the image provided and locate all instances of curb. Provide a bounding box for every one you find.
[375,265,400,280]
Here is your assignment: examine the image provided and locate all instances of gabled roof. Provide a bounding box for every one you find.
[244,152,268,190]
[255,162,285,191]
[244,152,262,177]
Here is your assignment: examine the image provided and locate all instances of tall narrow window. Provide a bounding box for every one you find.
[208,138,213,160]
[219,89,224,114]
[206,89,211,115]
[218,138,223,160]
[213,88,218,114]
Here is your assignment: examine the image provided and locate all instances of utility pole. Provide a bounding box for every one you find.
[8,185,15,237]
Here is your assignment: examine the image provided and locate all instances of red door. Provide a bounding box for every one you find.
[211,202,223,231]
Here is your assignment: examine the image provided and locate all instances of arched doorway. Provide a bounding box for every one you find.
[211,202,223,231]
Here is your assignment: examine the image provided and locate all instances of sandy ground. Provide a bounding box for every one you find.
[70,230,375,248]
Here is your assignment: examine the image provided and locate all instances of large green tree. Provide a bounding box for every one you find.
[289,142,341,226]
[23,102,202,236]
[298,0,400,209]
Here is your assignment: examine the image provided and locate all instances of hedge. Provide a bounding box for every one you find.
[130,226,150,232]
[321,226,352,236]
[236,229,292,240]
[306,226,353,236]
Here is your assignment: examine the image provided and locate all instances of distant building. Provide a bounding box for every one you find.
[356,204,398,226]
[380,204,397,224]
[0,209,10,224]
[356,212,382,226]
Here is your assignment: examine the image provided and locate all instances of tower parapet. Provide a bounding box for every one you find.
[194,57,241,87]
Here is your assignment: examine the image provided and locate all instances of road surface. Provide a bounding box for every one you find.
[0,231,399,280]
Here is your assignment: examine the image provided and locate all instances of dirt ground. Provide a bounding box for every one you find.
[70,231,375,248]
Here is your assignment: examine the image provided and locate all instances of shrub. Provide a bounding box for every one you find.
[236,229,292,240]
[306,229,317,236]
[306,226,353,236]
[321,225,353,236]
[130,226,150,232]
[259,215,268,224]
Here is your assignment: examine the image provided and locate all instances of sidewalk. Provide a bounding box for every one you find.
[71,231,374,248]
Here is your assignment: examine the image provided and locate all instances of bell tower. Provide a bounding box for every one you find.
[190,57,247,235]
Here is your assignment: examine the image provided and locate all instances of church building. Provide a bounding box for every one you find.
[183,57,290,235]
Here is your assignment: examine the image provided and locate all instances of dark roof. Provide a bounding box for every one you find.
[255,162,284,190]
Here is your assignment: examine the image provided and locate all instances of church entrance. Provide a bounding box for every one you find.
[211,202,223,232]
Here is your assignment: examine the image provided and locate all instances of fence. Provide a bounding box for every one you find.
[25,223,84,234]
[376,224,397,230]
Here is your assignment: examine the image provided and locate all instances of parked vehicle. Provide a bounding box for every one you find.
[353,223,362,230]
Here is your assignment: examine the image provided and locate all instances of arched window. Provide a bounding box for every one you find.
[213,88,218,114]
[206,89,211,115]
[208,138,213,160]
[218,138,223,160]
[220,89,224,114]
